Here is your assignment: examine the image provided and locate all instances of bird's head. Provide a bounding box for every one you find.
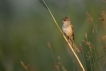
[63,17,71,25]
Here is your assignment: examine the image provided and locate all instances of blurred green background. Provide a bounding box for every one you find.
[0,0,106,71]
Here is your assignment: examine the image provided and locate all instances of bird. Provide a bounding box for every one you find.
[62,17,74,47]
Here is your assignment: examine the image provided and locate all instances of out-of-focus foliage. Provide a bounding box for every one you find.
[0,0,106,71]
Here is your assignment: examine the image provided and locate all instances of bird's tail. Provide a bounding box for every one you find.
[69,39,73,47]
[69,39,80,52]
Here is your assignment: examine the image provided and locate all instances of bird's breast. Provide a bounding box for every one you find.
[62,25,73,36]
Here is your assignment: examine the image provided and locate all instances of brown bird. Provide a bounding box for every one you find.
[62,17,74,47]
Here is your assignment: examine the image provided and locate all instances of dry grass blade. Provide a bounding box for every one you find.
[20,61,29,71]
[40,0,85,71]
[39,0,47,9]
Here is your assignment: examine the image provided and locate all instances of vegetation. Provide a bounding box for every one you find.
[0,0,106,71]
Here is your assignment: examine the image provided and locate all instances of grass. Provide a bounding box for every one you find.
[20,0,106,71]
[39,0,85,71]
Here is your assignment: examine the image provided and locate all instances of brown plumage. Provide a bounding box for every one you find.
[62,17,74,47]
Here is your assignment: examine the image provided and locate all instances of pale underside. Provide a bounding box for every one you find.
[62,24,73,37]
